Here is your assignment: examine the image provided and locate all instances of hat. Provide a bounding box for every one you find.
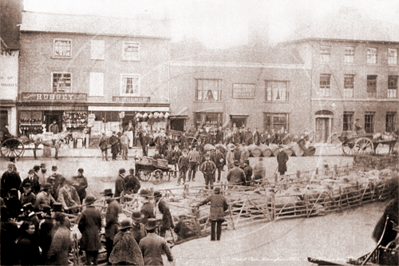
[103,189,113,196]
[53,203,63,212]
[214,187,221,194]
[154,191,162,198]
[119,168,126,175]
[244,159,250,165]
[41,183,52,190]
[129,168,135,173]
[139,189,150,197]
[120,219,133,231]
[40,163,46,168]
[52,166,58,171]
[23,182,32,188]
[53,212,66,223]
[131,210,145,222]
[33,165,40,171]
[85,196,96,205]
[145,218,158,230]
[28,169,35,174]
[78,168,84,173]
[234,160,239,166]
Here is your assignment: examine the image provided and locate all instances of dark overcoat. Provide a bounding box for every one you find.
[372,197,398,246]
[1,171,21,198]
[199,193,229,221]
[109,230,144,265]
[78,206,102,251]
[227,167,246,185]
[17,232,41,265]
[47,226,71,265]
[277,150,289,174]
[105,199,121,241]
[158,199,174,230]
[140,201,155,225]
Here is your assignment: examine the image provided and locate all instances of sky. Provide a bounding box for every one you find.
[23,0,399,49]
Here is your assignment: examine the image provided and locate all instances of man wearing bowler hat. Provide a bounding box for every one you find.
[139,189,155,225]
[20,182,36,206]
[226,160,246,186]
[103,189,121,264]
[78,195,102,265]
[131,210,147,244]
[277,145,289,176]
[47,165,62,199]
[139,218,174,265]
[154,191,174,238]
[21,169,41,195]
[197,187,229,241]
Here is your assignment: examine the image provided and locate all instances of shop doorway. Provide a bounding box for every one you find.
[44,111,63,133]
[170,118,185,131]
[315,110,333,143]
[230,115,248,129]
[0,110,8,128]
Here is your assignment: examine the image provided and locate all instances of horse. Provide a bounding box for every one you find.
[28,131,71,160]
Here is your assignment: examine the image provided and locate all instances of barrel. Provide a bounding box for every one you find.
[269,144,279,157]
[248,144,262,157]
[259,144,270,157]
[290,143,304,157]
[284,148,293,157]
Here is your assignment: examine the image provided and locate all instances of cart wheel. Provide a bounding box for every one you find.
[354,138,374,155]
[153,170,163,185]
[1,139,25,158]
[342,143,356,156]
[139,170,151,182]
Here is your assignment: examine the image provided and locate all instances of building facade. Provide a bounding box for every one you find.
[18,11,170,146]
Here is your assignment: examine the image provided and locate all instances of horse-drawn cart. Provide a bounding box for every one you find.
[0,137,25,159]
[135,157,176,184]
[339,132,398,156]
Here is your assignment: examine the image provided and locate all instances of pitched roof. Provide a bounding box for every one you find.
[170,41,304,65]
[20,11,170,39]
[287,8,399,43]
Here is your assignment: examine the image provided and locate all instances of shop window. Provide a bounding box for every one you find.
[319,74,330,97]
[364,113,375,134]
[90,72,104,96]
[121,74,140,95]
[344,47,355,64]
[367,48,377,64]
[320,45,331,63]
[388,48,397,65]
[53,39,72,58]
[386,112,396,133]
[367,75,377,98]
[195,113,221,129]
[196,79,222,101]
[343,112,353,131]
[265,81,288,102]
[344,75,354,98]
[264,113,289,132]
[52,72,72,93]
[388,75,398,98]
[122,42,140,61]
[91,40,105,60]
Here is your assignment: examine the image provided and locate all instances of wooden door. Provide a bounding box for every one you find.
[315,118,329,143]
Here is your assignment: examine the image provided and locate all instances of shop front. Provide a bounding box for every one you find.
[18,93,89,148]
[194,112,223,130]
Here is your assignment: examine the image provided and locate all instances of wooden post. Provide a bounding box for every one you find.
[274,173,278,183]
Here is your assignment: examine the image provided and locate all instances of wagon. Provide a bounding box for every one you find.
[135,162,176,184]
[338,132,398,156]
[0,136,25,159]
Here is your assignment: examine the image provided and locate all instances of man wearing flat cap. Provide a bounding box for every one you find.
[226,160,246,186]
[139,218,174,265]
[39,204,53,264]
[200,153,216,190]
[78,195,102,265]
[20,182,36,206]
[197,187,229,241]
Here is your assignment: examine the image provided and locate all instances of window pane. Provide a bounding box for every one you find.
[388,49,398,65]
[345,47,355,63]
[196,79,221,101]
[121,75,139,95]
[54,39,72,57]
[367,48,377,64]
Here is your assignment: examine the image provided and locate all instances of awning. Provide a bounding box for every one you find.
[88,106,169,112]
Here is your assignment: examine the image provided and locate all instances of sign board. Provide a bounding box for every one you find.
[232,84,256,98]
[112,96,150,103]
[20,93,87,102]
[18,106,86,111]
[0,51,19,100]
[87,114,96,127]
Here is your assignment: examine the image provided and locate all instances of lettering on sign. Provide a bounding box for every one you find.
[18,106,86,111]
[112,96,150,103]
[20,93,87,102]
[232,84,256,98]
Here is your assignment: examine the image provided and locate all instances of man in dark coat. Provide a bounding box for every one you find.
[72,168,88,201]
[109,131,119,160]
[115,168,126,200]
[47,165,62,200]
[177,149,189,185]
[39,205,53,264]
[20,182,36,206]
[1,163,21,198]
[47,212,71,265]
[139,189,155,225]
[21,169,41,195]
[233,146,241,161]
[244,128,253,145]
[104,189,121,264]
[78,196,102,265]
[277,145,289,176]
[200,153,217,190]
[188,146,200,182]
[139,218,174,265]
[99,133,109,161]
[243,159,253,186]
[154,191,174,238]
[215,127,224,144]
[215,149,226,183]
[1,206,20,265]
[4,188,21,219]
[197,187,229,241]
[139,131,150,156]
[130,210,147,244]
[227,160,246,186]
[125,168,141,194]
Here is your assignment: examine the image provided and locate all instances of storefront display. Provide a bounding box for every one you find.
[19,111,44,136]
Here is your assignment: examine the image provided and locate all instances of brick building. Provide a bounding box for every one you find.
[169,44,312,135]
[282,8,399,142]
[18,11,170,146]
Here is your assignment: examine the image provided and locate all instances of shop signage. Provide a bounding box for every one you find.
[18,106,86,111]
[112,96,150,103]
[232,84,256,98]
[20,93,87,102]
[87,114,96,127]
